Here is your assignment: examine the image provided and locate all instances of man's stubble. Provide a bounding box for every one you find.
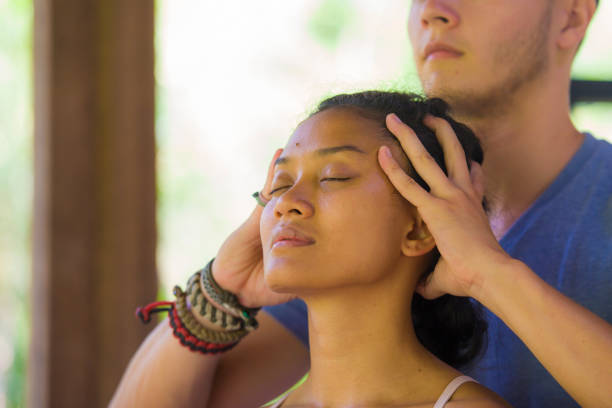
[422,6,553,121]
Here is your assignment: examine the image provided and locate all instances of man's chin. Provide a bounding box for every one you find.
[422,75,465,99]
[422,83,501,120]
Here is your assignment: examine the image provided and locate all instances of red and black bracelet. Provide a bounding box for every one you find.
[136,300,239,354]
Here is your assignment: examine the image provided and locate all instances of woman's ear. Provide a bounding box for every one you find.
[400,211,435,257]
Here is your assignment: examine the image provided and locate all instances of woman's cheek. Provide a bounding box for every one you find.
[260,203,275,245]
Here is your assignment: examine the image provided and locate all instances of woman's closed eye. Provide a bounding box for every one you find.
[322,177,351,182]
[269,177,352,195]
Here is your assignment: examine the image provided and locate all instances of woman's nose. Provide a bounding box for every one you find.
[273,186,314,219]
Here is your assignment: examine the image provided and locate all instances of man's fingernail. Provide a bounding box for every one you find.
[381,146,392,158]
[388,113,401,124]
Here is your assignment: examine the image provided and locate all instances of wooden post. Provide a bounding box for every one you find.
[31,1,156,406]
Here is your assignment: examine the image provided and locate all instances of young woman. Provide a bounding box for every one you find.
[112,91,510,408]
[257,91,509,407]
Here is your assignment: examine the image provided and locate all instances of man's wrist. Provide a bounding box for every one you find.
[469,252,525,306]
[469,251,527,310]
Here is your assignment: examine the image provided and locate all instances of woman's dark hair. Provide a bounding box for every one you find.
[313,91,487,370]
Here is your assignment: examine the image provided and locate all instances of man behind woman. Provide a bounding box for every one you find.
[112,1,612,407]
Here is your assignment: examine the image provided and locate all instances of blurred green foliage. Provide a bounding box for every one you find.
[0,0,33,407]
[308,0,355,49]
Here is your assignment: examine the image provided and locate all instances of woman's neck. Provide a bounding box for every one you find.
[297,270,457,406]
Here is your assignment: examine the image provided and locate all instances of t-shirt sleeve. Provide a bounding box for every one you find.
[263,298,309,347]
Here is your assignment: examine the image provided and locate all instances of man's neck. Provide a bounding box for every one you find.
[455,77,584,239]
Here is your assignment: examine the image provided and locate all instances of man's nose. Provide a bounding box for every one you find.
[419,0,460,29]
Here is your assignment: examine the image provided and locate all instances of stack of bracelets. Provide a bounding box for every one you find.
[136,258,260,354]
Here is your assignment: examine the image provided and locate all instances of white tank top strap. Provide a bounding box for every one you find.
[433,375,478,408]
[263,392,291,408]
[266,375,477,408]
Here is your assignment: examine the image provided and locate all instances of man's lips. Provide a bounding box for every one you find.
[423,42,463,61]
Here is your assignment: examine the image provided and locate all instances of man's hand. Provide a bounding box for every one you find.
[379,113,612,408]
[212,148,296,308]
[377,113,509,300]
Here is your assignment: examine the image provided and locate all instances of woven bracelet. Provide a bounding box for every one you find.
[134,258,261,354]
[168,305,239,354]
[174,286,249,344]
[185,271,244,331]
[135,300,239,354]
[200,259,260,331]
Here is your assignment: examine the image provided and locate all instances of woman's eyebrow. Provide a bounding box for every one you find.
[275,145,366,165]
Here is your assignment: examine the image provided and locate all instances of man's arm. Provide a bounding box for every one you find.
[474,257,612,408]
[110,312,309,408]
[379,113,612,408]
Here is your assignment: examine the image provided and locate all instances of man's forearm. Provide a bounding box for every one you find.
[475,259,612,408]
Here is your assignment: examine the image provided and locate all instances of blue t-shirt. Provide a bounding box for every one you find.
[263,133,612,408]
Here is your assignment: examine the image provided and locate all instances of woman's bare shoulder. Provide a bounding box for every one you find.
[445,381,512,408]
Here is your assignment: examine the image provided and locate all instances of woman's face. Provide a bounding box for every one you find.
[260,108,417,294]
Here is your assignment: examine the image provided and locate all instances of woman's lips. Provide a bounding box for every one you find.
[272,239,315,249]
[271,225,316,249]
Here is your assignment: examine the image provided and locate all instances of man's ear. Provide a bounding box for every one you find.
[557,0,596,52]
[400,211,436,257]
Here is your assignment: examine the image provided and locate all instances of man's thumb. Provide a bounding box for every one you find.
[416,261,447,299]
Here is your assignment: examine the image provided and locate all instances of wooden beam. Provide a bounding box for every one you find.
[31,1,156,406]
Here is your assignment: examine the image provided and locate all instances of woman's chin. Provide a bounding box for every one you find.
[264,265,311,295]
[264,270,297,294]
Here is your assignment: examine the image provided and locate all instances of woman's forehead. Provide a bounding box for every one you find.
[284,109,385,155]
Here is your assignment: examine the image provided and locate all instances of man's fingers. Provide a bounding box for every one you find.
[423,115,472,192]
[261,148,283,200]
[416,282,445,300]
[470,161,486,202]
[386,114,452,194]
[416,260,449,300]
[378,146,430,207]
[416,273,446,300]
